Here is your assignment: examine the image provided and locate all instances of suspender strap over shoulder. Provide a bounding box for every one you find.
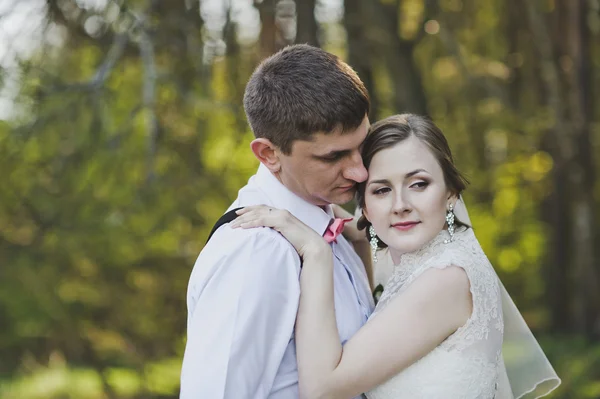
[205,207,244,244]
[204,205,303,268]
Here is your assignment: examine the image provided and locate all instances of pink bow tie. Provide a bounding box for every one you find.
[323,217,353,244]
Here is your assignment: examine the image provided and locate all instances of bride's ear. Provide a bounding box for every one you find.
[447,193,459,210]
[357,208,371,230]
[362,208,370,221]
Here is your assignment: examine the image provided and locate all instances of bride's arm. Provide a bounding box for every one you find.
[332,205,374,290]
[232,206,472,399]
[296,258,472,398]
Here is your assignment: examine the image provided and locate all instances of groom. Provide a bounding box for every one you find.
[180,44,374,398]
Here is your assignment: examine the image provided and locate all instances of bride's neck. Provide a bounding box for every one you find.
[390,249,404,265]
[389,228,449,265]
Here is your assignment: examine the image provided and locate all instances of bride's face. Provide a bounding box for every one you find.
[363,135,455,261]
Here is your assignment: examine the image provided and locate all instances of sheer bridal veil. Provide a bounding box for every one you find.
[453,198,561,398]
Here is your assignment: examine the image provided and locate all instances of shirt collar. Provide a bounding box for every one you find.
[255,163,334,237]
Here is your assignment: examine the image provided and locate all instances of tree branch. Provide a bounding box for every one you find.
[139,28,158,183]
[436,22,510,104]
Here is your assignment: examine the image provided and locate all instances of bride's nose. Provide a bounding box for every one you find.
[392,188,412,214]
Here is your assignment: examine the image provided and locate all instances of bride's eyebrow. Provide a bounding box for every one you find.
[405,168,428,178]
[367,169,430,187]
[367,178,391,187]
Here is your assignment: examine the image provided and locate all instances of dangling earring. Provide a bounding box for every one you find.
[444,204,455,244]
[369,225,378,263]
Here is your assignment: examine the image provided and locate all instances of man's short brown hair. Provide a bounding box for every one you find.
[243,44,370,154]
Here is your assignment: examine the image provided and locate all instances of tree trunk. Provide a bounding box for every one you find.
[372,0,427,115]
[343,0,378,120]
[525,0,572,332]
[562,0,600,336]
[540,137,571,332]
[295,0,319,47]
[505,0,525,107]
[527,0,600,335]
[256,0,278,57]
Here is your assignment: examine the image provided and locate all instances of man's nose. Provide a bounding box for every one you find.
[343,153,368,183]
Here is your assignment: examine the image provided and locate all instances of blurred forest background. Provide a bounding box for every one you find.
[0,0,599,398]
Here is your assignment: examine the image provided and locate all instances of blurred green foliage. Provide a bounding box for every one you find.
[0,0,598,397]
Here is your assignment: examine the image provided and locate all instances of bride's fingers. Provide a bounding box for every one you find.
[231,209,279,229]
[235,207,251,216]
[232,219,264,229]
[231,207,314,243]
[235,205,269,216]
[230,213,260,228]
[235,205,281,217]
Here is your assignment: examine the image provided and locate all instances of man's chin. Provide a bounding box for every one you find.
[328,189,356,205]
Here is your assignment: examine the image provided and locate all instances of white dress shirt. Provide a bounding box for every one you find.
[180,164,374,399]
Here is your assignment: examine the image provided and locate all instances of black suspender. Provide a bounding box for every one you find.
[205,206,302,268]
[205,207,243,244]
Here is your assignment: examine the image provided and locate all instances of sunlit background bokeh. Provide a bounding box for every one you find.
[1,0,599,397]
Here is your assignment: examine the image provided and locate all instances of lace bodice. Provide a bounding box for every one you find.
[366,228,506,399]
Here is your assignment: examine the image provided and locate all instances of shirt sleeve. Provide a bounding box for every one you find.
[180,227,301,399]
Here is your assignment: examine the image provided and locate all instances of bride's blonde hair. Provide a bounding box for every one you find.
[356,114,470,248]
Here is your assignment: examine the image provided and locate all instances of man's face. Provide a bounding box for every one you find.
[276,116,370,206]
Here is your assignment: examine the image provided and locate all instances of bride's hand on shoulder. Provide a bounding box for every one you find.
[230,205,330,259]
[332,204,366,243]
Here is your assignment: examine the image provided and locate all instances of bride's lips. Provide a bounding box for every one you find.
[392,221,420,231]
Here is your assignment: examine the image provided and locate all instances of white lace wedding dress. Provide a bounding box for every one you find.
[366,228,509,399]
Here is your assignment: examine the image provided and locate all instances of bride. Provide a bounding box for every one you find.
[231,114,560,398]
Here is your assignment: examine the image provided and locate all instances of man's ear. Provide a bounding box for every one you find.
[250,138,281,173]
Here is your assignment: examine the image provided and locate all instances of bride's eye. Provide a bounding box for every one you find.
[410,181,429,189]
[373,187,391,195]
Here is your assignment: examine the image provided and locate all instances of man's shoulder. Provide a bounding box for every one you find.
[202,224,301,269]
[188,225,301,295]
[208,223,290,248]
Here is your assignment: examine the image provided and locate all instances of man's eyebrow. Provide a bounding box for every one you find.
[316,149,352,158]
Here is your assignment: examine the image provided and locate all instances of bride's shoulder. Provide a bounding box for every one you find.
[428,229,493,274]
